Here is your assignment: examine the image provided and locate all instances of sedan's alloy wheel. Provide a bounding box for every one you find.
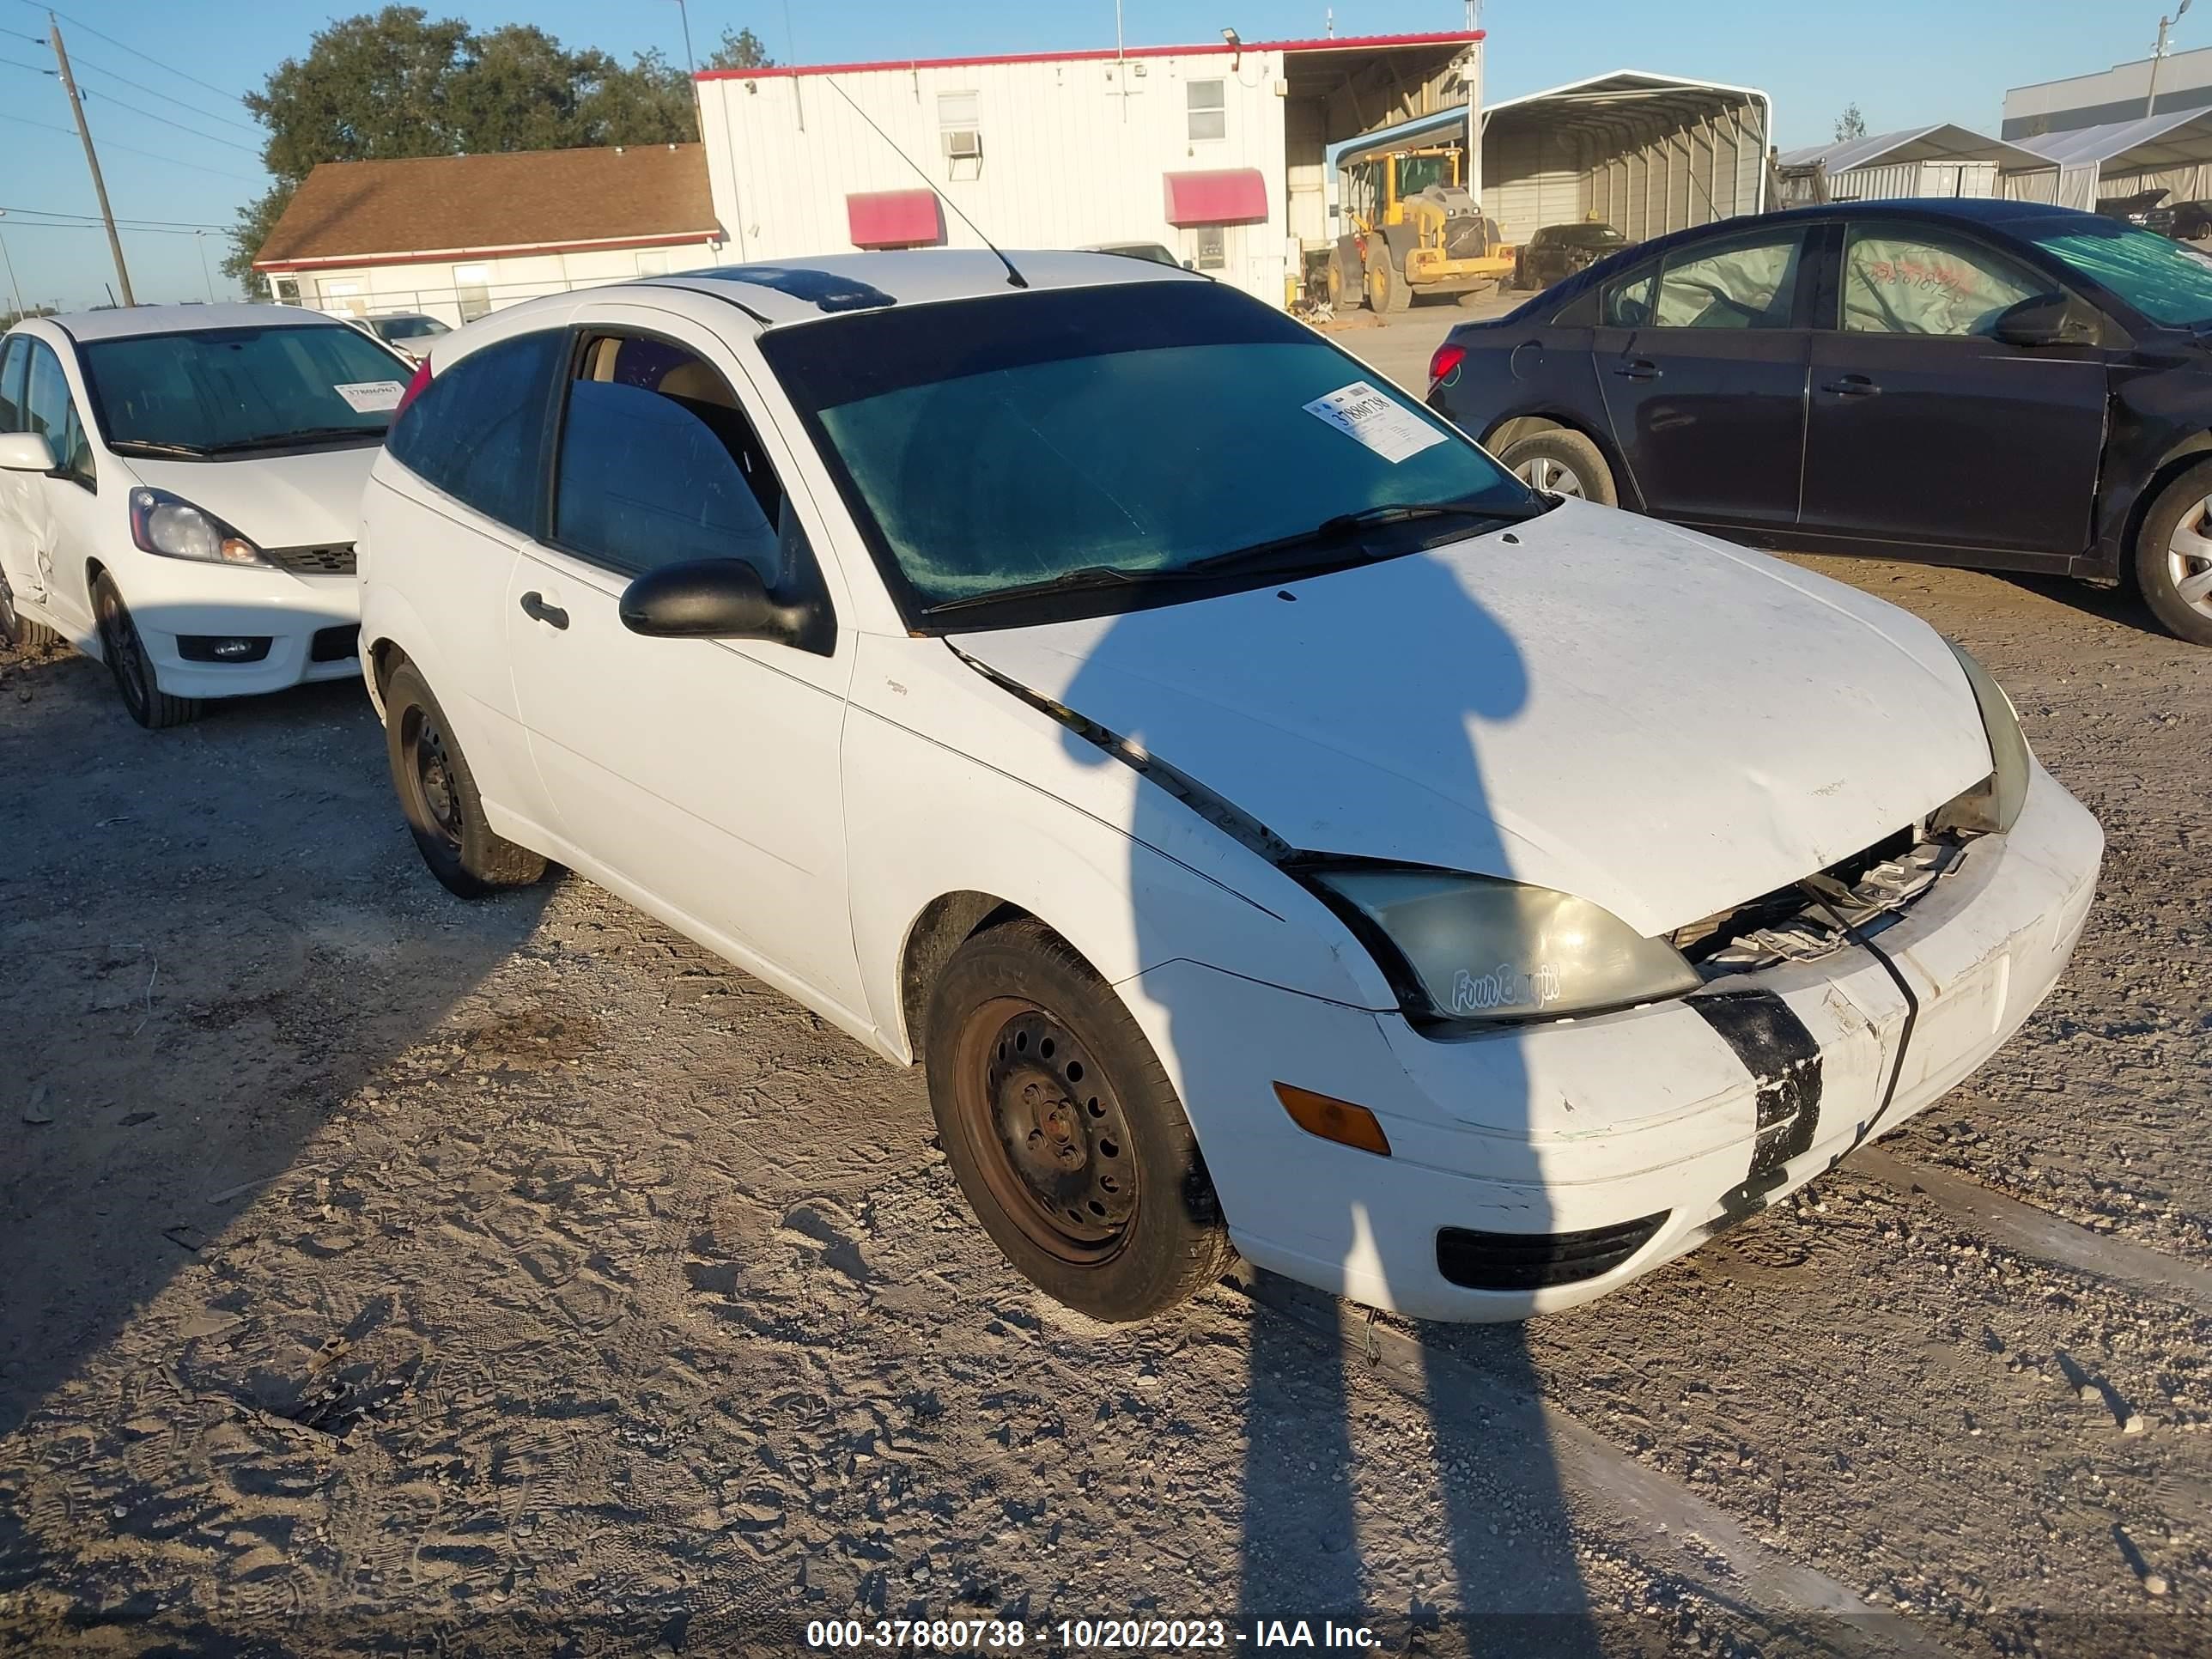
[2166,496,2212,620]
[1515,456,1586,497]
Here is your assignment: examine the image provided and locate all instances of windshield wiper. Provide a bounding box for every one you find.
[106,438,210,459]
[921,564,1205,617]
[1185,498,1538,578]
[202,424,386,455]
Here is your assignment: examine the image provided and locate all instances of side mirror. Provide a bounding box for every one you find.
[1182,258,1196,270]
[618,557,830,653]
[0,433,58,473]
[1991,292,2100,348]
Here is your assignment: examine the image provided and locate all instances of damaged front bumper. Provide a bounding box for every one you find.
[1118,762,2102,1322]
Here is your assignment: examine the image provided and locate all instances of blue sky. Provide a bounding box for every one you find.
[0,0,2180,311]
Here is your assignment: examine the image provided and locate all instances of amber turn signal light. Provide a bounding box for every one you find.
[1273,1083,1391,1157]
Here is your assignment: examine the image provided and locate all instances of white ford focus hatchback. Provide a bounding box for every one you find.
[0,305,411,727]
[358,253,2101,1323]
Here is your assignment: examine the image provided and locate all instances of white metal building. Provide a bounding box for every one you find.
[1773,124,2044,207]
[2004,46,2212,141]
[1328,70,1772,248]
[693,31,1481,307]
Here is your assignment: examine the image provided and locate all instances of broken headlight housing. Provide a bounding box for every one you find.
[128,487,270,568]
[1931,642,2030,836]
[1304,866,1704,1025]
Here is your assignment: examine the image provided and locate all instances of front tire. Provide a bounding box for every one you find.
[1496,428,1619,507]
[1366,255,1411,314]
[92,572,201,729]
[924,918,1232,1322]
[382,660,547,897]
[2131,459,2212,646]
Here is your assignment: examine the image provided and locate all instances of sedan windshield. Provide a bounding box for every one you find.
[79,324,411,455]
[2024,218,2212,328]
[759,282,1537,622]
[375,316,448,341]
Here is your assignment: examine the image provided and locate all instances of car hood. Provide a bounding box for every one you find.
[949,501,1994,936]
[125,444,381,551]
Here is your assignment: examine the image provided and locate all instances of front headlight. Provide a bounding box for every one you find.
[1933,642,2030,836]
[128,487,269,567]
[1305,866,1704,1025]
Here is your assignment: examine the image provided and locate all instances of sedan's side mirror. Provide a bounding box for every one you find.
[1182,258,1196,270]
[0,433,58,473]
[618,557,832,655]
[1991,292,2100,348]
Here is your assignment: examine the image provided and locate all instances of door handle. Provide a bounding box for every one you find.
[1613,359,1662,380]
[519,591,568,629]
[1822,374,1881,397]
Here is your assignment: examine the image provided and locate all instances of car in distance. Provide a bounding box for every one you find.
[1082,241,1183,268]
[2145,198,2212,242]
[0,304,414,726]
[366,312,452,361]
[359,252,2100,1323]
[1514,221,1626,290]
[1428,198,2212,646]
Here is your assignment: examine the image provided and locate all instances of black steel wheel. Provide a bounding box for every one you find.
[381,659,548,897]
[925,918,1231,1322]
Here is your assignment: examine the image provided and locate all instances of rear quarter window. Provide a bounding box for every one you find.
[386,329,564,533]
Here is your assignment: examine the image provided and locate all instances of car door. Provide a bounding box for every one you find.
[1592,222,1817,532]
[12,337,105,635]
[504,305,866,1021]
[0,336,40,617]
[1798,220,2106,562]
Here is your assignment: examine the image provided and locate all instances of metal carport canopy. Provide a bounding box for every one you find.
[1778,123,2047,173]
[2008,108,2212,209]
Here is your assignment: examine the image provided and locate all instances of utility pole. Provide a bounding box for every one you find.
[194,230,216,302]
[2148,1,2196,118]
[0,212,24,323]
[48,15,133,307]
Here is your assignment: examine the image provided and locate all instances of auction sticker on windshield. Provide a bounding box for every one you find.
[333,380,406,414]
[1304,380,1447,465]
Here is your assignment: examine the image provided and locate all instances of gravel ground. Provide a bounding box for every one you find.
[1,320,2207,1657]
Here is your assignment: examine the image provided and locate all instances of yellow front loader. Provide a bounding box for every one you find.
[1328,146,1516,313]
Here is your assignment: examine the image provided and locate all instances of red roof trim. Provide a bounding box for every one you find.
[254,229,721,273]
[696,30,1481,83]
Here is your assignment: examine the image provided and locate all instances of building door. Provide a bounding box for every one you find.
[453,264,492,322]
[320,280,366,317]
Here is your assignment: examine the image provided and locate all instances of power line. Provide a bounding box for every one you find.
[65,51,264,135]
[0,109,264,182]
[2,205,233,231]
[0,216,223,238]
[9,0,252,112]
[74,86,262,154]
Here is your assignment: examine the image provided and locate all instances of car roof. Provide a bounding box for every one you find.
[33,302,366,343]
[640,248,1209,328]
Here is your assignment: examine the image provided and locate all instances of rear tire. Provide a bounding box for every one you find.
[0,580,60,652]
[2130,459,2212,647]
[1325,253,1350,311]
[382,660,547,896]
[92,573,201,729]
[1496,428,1618,507]
[924,917,1233,1322]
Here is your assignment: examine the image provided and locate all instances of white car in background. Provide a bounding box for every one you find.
[0,303,412,728]
[357,253,2102,1323]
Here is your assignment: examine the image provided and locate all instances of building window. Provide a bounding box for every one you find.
[453,263,492,323]
[635,250,670,276]
[1192,224,1226,270]
[939,92,981,166]
[1188,80,1225,143]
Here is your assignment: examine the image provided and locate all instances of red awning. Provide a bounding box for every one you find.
[847,189,944,249]
[1162,168,1269,227]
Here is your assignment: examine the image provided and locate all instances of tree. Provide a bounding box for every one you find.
[707,27,775,70]
[225,6,755,287]
[1834,103,1868,144]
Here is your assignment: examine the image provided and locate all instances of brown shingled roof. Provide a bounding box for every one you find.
[253,143,719,268]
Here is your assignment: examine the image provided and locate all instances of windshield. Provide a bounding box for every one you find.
[1555,224,1626,247]
[759,283,1535,623]
[376,316,447,340]
[79,324,410,454]
[2023,218,2212,327]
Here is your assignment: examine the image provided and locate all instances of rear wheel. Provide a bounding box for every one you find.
[382,660,547,896]
[2133,459,2212,646]
[0,580,60,652]
[925,918,1232,1322]
[1325,252,1350,310]
[1496,428,1618,507]
[92,573,200,729]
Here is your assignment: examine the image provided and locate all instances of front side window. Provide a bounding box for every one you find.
[385,328,563,532]
[552,333,799,586]
[78,325,410,457]
[0,337,25,432]
[760,282,1537,624]
[2021,217,2212,328]
[1841,228,2047,336]
[21,342,93,486]
[1188,80,1225,143]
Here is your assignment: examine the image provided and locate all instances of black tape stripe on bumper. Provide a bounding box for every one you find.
[1690,988,1824,1186]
